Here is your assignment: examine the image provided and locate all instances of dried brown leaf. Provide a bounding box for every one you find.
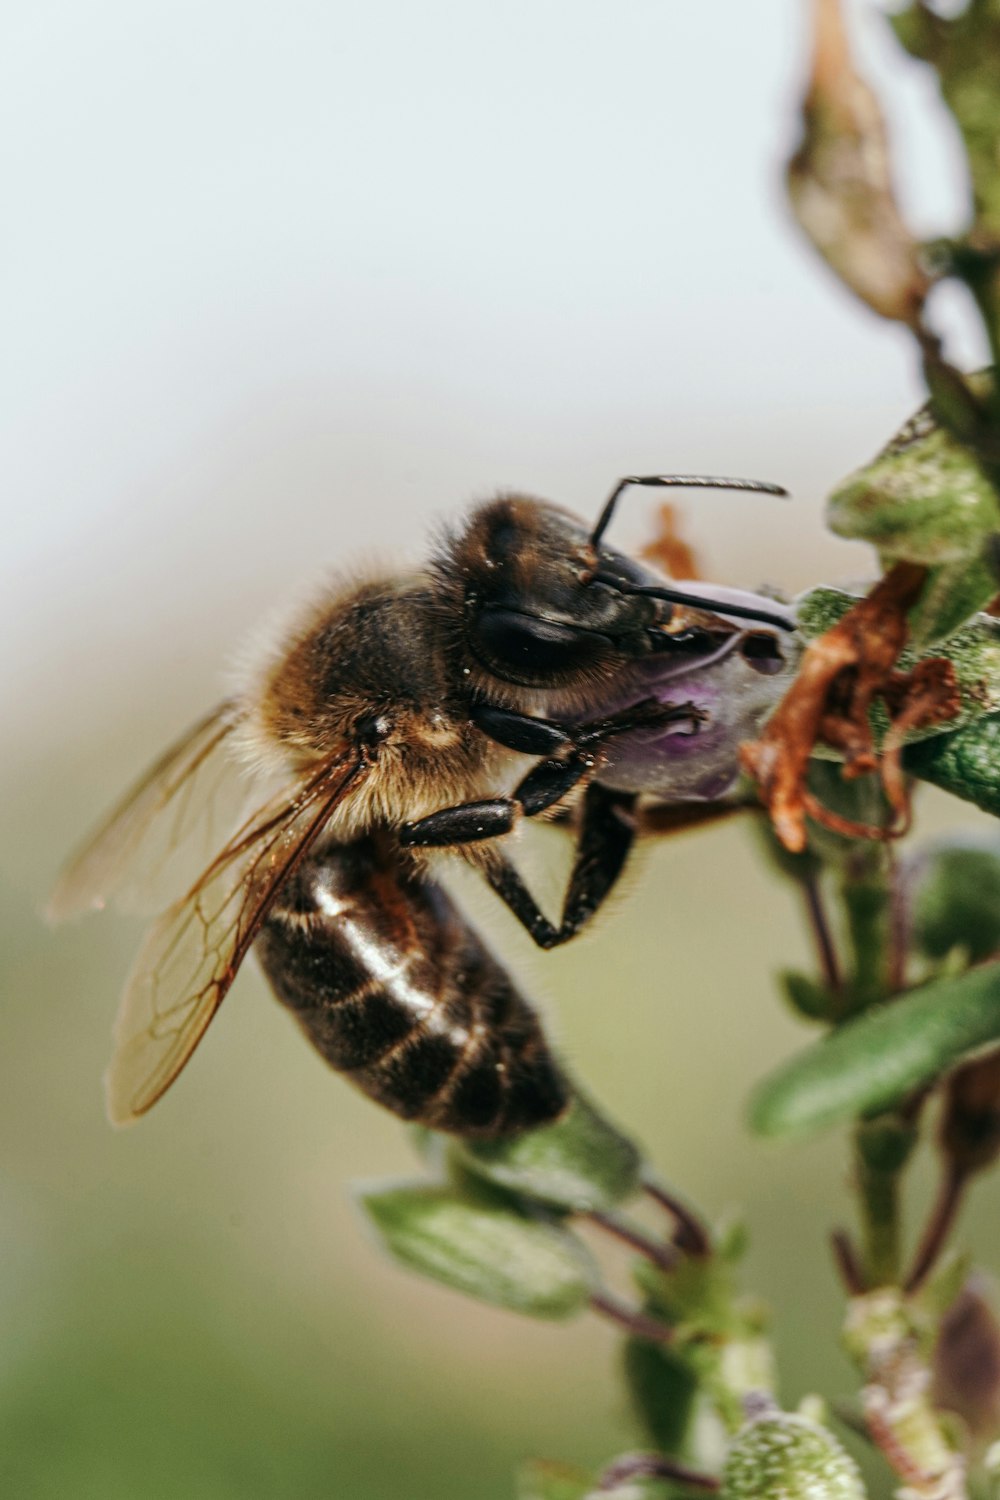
[787,0,930,324]
[740,564,960,851]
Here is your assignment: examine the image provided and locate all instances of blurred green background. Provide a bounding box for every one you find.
[4,1,995,1496]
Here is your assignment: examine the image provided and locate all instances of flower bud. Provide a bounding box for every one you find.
[722,1401,866,1499]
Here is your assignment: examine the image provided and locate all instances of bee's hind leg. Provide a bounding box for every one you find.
[483,783,638,950]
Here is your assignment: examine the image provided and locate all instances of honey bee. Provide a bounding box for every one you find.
[50,475,792,1139]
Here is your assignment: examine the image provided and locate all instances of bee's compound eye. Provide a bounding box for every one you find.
[471,606,609,681]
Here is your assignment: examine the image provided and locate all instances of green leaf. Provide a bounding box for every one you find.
[749,961,1000,1139]
[906,715,1000,817]
[358,1179,596,1317]
[517,1459,592,1500]
[624,1338,700,1456]
[910,837,1000,964]
[454,1091,643,1213]
[779,970,836,1023]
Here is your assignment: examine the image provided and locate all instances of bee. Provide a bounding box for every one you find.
[50,475,792,1139]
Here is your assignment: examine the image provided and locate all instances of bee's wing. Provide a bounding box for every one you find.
[105,747,367,1126]
[48,702,248,921]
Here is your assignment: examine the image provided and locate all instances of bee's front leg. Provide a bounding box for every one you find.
[398,697,698,849]
[396,697,685,949]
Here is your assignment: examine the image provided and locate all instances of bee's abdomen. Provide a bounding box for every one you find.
[255,839,566,1138]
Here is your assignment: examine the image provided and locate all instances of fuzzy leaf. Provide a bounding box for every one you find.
[749,961,1000,1139]
[824,380,1000,643]
[906,715,1000,817]
[825,386,1000,566]
[359,1180,596,1317]
[455,1092,643,1213]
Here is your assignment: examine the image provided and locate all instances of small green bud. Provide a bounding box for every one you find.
[722,1403,866,1499]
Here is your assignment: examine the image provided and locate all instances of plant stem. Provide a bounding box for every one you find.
[802,870,843,995]
[589,1291,676,1345]
[841,846,893,1013]
[642,1179,712,1257]
[856,1134,903,1286]
[905,1162,969,1294]
[586,1210,678,1271]
[844,1289,968,1500]
[831,1228,867,1294]
[596,1451,720,1492]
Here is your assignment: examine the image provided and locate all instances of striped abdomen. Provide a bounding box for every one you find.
[255,837,566,1137]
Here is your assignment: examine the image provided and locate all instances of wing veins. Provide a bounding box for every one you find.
[106,745,369,1123]
[49,701,245,921]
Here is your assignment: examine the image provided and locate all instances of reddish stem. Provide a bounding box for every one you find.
[597,1451,719,1492]
[904,1162,969,1294]
[587,1210,678,1271]
[589,1291,675,1345]
[802,871,843,995]
[642,1179,711,1257]
[831,1228,867,1294]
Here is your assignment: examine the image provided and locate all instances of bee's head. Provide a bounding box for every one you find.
[439,495,662,691]
[436,478,791,697]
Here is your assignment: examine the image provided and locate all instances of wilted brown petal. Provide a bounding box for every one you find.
[740,563,959,851]
[640,502,702,580]
[787,0,931,324]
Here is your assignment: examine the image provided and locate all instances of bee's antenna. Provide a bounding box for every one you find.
[587,474,794,633]
[589,474,789,551]
[589,572,797,632]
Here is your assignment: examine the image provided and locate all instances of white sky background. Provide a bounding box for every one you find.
[1,0,985,788]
